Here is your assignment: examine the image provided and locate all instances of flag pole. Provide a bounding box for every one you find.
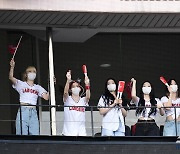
[12,35,23,59]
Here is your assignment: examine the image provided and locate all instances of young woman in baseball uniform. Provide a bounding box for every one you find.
[9,59,49,135]
[62,70,90,136]
[161,79,180,136]
[98,78,128,136]
[131,78,164,136]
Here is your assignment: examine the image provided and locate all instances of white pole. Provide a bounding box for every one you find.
[47,27,57,135]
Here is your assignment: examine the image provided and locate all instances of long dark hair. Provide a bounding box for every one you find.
[136,81,157,117]
[165,79,179,98]
[102,78,127,107]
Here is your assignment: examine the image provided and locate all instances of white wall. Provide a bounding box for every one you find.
[0,0,180,13]
[41,110,166,136]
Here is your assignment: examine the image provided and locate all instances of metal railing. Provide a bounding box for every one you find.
[0,104,179,136]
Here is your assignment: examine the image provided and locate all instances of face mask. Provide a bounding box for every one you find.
[142,87,151,95]
[71,87,81,95]
[170,85,178,93]
[27,72,36,81]
[107,84,116,92]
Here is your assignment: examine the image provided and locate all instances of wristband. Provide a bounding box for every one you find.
[85,85,90,90]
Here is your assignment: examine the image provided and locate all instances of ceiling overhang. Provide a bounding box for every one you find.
[1,10,180,42]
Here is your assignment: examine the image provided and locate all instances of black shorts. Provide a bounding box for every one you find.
[135,119,160,136]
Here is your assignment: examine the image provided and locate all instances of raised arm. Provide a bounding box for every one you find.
[163,86,173,110]
[84,76,90,103]
[131,78,138,103]
[63,70,71,102]
[9,59,17,84]
[156,100,165,116]
[157,105,165,116]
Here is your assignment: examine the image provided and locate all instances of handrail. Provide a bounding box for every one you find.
[0,104,180,136]
[0,103,180,109]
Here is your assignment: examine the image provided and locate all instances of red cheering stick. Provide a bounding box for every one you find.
[160,76,169,87]
[82,65,87,77]
[117,81,125,99]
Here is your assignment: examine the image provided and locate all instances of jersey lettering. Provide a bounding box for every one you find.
[172,103,180,107]
[69,106,85,112]
[23,88,39,95]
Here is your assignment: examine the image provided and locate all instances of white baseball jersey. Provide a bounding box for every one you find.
[62,96,88,136]
[12,79,47,105]
[161,96,180,119]
[98,96,125,132]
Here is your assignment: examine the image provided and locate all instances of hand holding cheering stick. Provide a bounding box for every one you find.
[117,81,125,99]
[160,76,169,87]
[82,65,88,77]
[82,65,90,90]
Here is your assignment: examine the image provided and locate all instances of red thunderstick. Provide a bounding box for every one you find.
[117,81,125,99]
[82,65,87,77]
[160,76,169,87]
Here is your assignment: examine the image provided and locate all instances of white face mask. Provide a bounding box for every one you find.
[71,87,81,96]
[142,87,151,95]
[27,72,36,81]
[107,84,116,92]
[170,85,178,93]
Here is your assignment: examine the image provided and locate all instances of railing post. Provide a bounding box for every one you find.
[49,104,52,135]
[90,106,94,137]
[174,106,177,136]
[19,104,22,135]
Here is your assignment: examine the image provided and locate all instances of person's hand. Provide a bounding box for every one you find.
[53,76,56,84]
[156,103,163,109]
[84,76,90,85]
[113,99,122,107]
[131,78,136,83]
[117,99,123,105]
[66,70,71,81]
[10,58,15,68]
[113,99,118,106]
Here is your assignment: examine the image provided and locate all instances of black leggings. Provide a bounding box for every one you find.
[135,119,160,136]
